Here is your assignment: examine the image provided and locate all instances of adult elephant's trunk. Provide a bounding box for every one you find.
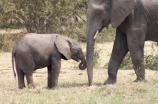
[79,50,86,70]
[86,1,99,85]
[86,26,96,86]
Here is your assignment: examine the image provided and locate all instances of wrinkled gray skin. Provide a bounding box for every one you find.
[12,33,86,89]
[86,0,158,86]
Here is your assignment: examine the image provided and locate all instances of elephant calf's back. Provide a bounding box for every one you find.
[12,33,58,70]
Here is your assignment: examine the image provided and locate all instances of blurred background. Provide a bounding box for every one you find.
[0,0,158,70]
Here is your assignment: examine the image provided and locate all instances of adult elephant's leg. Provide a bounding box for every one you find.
[104,28,129,85]
[47,58,61,88]
[16,64,25,89]
[127,31,145,82]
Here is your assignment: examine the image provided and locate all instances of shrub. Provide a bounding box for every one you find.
[145,55,158,70]
[104,52,158,71]
[0,30,25,52]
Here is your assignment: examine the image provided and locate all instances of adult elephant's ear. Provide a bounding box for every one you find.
[111,0,136,28]
[55,35,71,60]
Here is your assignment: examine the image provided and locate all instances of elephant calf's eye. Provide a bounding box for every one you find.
[96,11,100,15]
[77,50,80,57]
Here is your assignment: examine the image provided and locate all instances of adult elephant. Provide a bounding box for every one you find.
[86,0,158,86]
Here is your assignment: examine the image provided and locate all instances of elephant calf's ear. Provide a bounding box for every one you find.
[55,35,72,60]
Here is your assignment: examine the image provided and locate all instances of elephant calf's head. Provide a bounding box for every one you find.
[55,35,86,70]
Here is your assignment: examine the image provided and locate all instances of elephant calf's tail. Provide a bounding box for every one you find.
[12,52,16,80]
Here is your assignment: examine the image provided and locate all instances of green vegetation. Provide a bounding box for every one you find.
[120,46,158,70]
[0,32,24,52]
[0,0,87,33]
[103,49,158,71]
[145,55,158,70]
[95,26,116,43]
[120,52,133,69]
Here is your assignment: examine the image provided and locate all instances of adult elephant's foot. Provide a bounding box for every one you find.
[133,78,147,83]
[103,77,116,85]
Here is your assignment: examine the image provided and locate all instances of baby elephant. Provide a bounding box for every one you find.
[12,33,86,89]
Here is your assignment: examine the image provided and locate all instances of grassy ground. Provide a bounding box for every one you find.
[1,41,158,104]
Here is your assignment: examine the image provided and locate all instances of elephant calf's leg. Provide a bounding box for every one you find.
[26,72,35,88]
[16,66,25,89]
[47,59,61,89]
[47,65,53,88]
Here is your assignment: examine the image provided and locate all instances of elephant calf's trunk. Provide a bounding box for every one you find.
[79,53,86,70]
[79,61,86,70]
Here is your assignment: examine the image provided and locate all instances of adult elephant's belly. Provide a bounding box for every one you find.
[146,26,158,42]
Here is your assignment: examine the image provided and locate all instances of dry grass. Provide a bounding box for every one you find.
[1,41,158,103]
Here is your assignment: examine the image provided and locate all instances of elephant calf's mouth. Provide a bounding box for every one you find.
[72,56,80,62]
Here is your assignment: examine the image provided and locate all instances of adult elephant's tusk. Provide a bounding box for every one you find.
[93,30,99,39]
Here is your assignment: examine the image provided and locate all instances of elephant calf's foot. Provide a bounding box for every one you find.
[18,86,25,89]
[47,83,59,89]
[47,85,59,90]
[18,84,26,89]
[27,84,35,89]
[103,77,116,85]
